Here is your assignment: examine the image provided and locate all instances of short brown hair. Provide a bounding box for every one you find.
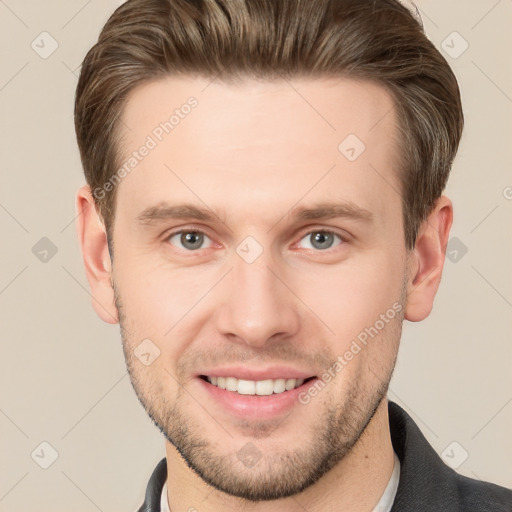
[74,0,463,253]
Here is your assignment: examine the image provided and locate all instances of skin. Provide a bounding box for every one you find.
[76,76,452,511]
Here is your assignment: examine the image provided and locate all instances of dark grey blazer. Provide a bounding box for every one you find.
[137,401,512,511]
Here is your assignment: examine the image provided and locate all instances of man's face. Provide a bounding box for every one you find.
[111,76,409,500]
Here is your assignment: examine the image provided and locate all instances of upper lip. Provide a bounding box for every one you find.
[198,366,316,381]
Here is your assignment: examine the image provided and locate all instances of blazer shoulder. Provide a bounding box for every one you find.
[454,472,512,512]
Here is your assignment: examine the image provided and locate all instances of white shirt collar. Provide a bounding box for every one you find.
[372,452,401,512]
[160,453,400,512]
[160,479,171,512]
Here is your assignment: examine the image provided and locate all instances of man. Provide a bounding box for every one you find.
[73,0,511,510]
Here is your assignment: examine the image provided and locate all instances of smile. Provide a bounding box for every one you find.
[202,376,314,395]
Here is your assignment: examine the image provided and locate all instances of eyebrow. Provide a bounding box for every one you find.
[135,200,373,226]
[292,201,373,222]
[136,203,225,225]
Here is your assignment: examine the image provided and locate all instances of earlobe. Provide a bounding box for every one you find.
[404,196,453,322]
[75,185,119,324]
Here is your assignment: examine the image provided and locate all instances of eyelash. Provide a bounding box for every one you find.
[163,227,348,253]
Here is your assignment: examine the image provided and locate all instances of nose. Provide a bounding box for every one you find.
[214,249,301,348]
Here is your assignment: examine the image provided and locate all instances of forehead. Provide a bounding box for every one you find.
[115,75,401,229]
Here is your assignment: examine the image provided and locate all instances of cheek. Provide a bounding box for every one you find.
[300,264,403,394]
[115,253,183,322]
[113,259,214,366]
[296,253,405,343]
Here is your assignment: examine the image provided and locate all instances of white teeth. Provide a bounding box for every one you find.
[205,376,309,395]
[285,378,296,391]
[225,377,238,392]
[273,379,286,393]
[255,379,274,395]
[237,379,255,395]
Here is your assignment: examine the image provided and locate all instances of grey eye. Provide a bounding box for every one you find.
[298,231,342,250]
[168,231,212,251]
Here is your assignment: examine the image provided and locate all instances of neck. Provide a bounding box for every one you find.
[164,398,394,512]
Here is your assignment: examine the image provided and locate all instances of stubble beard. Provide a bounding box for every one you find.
[114,280,405,501]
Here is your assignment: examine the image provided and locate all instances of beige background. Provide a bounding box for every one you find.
[1,1,511,510]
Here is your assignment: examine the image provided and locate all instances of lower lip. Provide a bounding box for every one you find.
[196,377,319,420]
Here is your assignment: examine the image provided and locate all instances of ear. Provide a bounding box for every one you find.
[75,184,119,324]
[404,195,453,322]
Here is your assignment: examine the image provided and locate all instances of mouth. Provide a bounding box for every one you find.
[199,375,317,396]
[195,367,321,419]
